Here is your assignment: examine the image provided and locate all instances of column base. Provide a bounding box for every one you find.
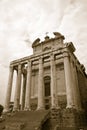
[66,105,83,113]
[51,105,60,110]
[3,108,9,113]
[37,106,45,111]
[24,108,31,111]
[66,105,76,109]
[13,107,20,112]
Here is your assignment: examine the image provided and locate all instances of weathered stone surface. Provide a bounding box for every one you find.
[4,110,50,130]
[6,122,25,130]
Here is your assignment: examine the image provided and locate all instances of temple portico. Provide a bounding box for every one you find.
[4,32,87,112]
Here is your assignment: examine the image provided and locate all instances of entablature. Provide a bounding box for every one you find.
[9,36,87,78]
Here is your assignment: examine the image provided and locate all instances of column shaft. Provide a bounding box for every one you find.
[50,54,59,108]
[70,61,77,109]
[70,61,82,110]
[4,66,14,112]
[13,64,22,111]
[37,57,44,110]
[74,65,82,110]
[64,54,74,108]
[25,61,31,110]
[21,74,26,110]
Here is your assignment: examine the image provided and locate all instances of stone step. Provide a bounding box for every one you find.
[5,110,50,130]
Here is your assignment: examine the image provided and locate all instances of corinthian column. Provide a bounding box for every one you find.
[63,53,74,108]
[70,61,77,109]
[37,57,44,110]
[25,61,31,110]
[13,64,22,111]
[50,54,59,108]
[4,65,14,112]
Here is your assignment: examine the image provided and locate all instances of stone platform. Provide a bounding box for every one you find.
[0,108,87,130]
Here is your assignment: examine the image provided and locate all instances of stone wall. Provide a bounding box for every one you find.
[49,108,86,130]
[77,70,87,111]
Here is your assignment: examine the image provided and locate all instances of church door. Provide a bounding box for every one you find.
[44,76,51,109]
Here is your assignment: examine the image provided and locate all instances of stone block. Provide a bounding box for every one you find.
[5,122,25,130]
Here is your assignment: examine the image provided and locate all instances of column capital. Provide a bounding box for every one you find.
[39,56,43,59]
[63,51,69,58]
[18,63,21,67]
[9,65,14,70]
[50,53,54,56]
[50,53,55,61]
[17,64,22,72]
[27,60,32,65]
[39,56,43,64]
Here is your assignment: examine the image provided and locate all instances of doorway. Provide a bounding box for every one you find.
[44,76,51,109]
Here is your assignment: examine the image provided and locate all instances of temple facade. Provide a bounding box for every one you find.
[4,32,87,129]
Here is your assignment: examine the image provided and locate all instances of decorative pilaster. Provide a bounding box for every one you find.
[13,64,22,111]
[4,65,14,112]
[37,57,44,110]
[50,54,59,108]
[21,74,26,110]
[63,53,74,108]
[25,61,31,110]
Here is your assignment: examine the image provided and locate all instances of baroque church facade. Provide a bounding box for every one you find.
[4,32,87,129]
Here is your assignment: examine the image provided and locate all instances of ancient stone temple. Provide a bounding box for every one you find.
[4,32,87,130]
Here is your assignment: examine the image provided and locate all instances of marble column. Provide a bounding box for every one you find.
[74,65,82,110]
[21,74,26,110]
[63,53,74,108]
[70,60,79,109]
[25,61,31,110]
[4,65,14,112]
[37,57,44,110]
[13,64,22,111]
[50,54,59,108]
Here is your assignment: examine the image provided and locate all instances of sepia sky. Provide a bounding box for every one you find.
[0,0,87,105]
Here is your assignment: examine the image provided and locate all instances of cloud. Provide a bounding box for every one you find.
[0,0,87,105]
[58,0,87,67]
